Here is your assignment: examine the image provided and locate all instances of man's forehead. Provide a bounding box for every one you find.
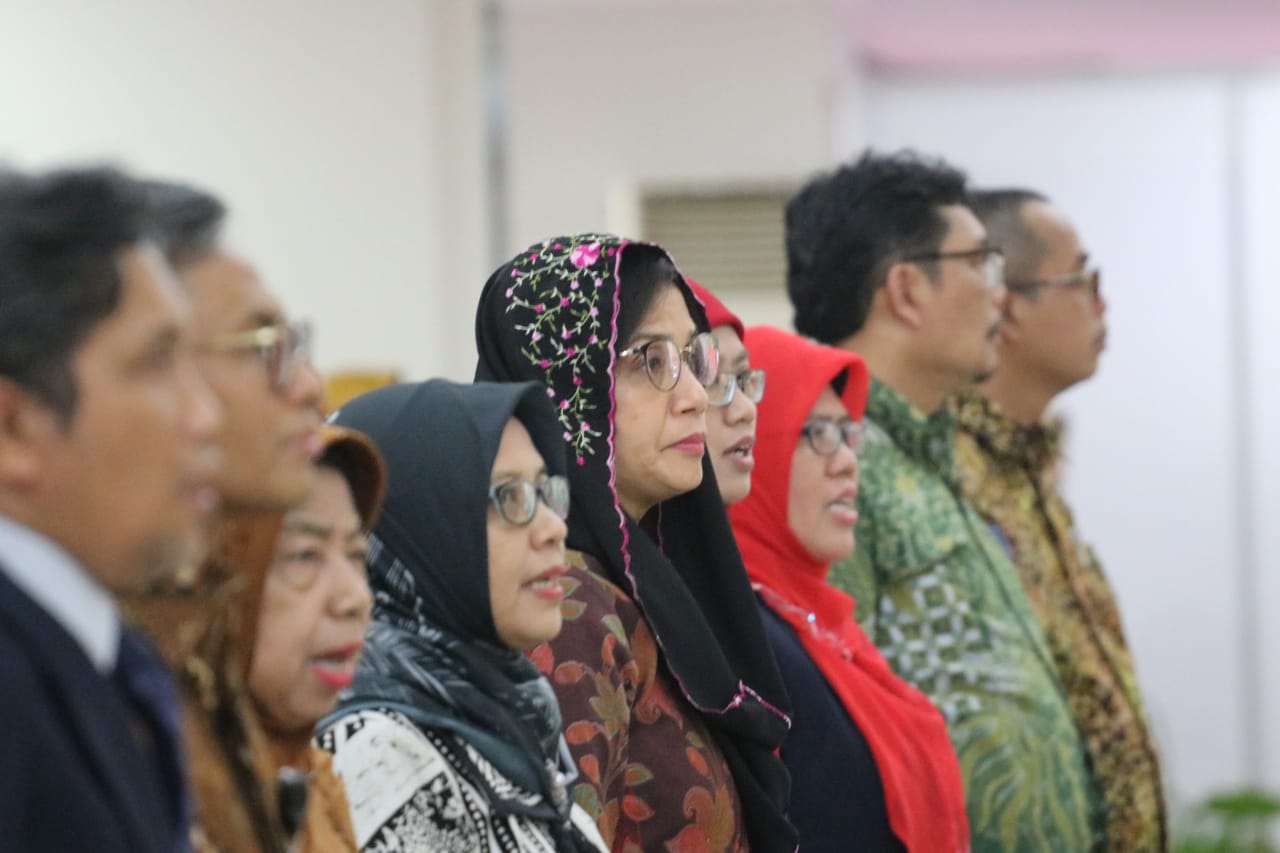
[113,242,190,325]
[182,249,285,333]
[938,204,987,244]
[1025,201,1083,249]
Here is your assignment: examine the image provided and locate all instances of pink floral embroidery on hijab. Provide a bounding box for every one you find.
[504,234,619,467]
[569,241,601,269]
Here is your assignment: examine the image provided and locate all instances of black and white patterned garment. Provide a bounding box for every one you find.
[320,709,606,853]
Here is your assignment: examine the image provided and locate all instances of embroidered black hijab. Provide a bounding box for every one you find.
[474,234,797,852]
[325,379,591,851]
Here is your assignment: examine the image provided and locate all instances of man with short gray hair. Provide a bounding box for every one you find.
[953,188,1167,851]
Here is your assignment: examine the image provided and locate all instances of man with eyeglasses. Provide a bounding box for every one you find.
[786,151,1101,851]
[124,179,324,853]
[953,189,1166,852]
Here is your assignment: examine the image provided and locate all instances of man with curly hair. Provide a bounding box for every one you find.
[786,151,1102,851]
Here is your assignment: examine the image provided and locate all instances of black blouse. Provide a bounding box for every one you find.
[761,605,906,852]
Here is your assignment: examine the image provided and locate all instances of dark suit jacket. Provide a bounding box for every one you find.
[0,567,176,853]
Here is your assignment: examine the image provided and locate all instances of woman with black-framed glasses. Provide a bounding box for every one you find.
[728,326,970,852]
[319,379,607,852]
[475,236,796,853]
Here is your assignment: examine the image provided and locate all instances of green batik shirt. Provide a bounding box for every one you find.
[829,378,1104,852]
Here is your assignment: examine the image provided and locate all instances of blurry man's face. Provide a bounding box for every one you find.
[915,205,1007,390]
[26,244,223,591]
[1003,201,1107,394]
[183,249,324,513]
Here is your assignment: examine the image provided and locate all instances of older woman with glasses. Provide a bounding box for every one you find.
[248,425,384,851]
[728,326,970,852]
[318,379,607,852]
[474,236,796,853]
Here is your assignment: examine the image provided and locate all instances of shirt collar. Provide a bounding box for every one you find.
[864,377,958,482]
[949,389,1062,473]
[0,513,120,673]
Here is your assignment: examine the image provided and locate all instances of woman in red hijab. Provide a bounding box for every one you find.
[728,325,970,852]
[687,280,764,507]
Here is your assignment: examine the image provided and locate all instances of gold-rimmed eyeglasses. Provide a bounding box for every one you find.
[193,320,312,392]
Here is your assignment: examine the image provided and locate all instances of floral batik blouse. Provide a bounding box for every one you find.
[530,550,751,853]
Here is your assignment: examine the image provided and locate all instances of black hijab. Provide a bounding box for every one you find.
[325,379,590,851]
[474,234,797,852]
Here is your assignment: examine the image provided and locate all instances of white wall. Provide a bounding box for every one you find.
[502,0,845,261]
[861,70,1280,807]
[1242,74,1280,794]
[0,0,848,375]
[0,0,490,382]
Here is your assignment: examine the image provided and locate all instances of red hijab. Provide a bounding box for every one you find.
[687,279,744,340]
[728,326,970,853]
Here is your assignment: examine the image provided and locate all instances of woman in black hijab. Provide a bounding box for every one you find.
[475,235,796,852]
[318,379,607,852]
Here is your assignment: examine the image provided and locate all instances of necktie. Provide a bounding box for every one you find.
[113,626,193,853]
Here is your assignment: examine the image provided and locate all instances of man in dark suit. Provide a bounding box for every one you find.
[0,168,223,852]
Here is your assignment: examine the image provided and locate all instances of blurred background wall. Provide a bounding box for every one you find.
[2,0,1278,820]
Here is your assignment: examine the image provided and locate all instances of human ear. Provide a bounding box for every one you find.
[1000,293,1031,345]
[0,378,57,489]
[880,261,927,330]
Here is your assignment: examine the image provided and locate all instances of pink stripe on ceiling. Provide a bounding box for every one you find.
[854,2,1280,72]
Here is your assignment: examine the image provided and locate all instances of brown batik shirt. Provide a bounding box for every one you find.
[951,390,1168,852]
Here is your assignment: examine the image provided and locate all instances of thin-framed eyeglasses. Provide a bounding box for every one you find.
[617,331,720,392]
[904,245,1006,292]
[1006,267,1101,300]
[707,369,766,408]
[800,417,864,456]
[194,320,312,392]
[488,475,571,526]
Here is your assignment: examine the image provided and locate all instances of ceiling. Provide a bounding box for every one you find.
[502,0,1280,72]
[851,0,1280,72]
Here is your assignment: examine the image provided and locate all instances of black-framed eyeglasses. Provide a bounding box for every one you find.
[488,475,570,526]
[707,369,766,408]
[904,246,1005,291]
[617,331,720,393]
[194,320,312,392]
[800,417,864,456]
[1006,267,1102,300]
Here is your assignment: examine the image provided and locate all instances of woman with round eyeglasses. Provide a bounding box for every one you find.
[475,236,795,852]
[318,379,607,852]
[687,281,766,506]
[728,326,970,853]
